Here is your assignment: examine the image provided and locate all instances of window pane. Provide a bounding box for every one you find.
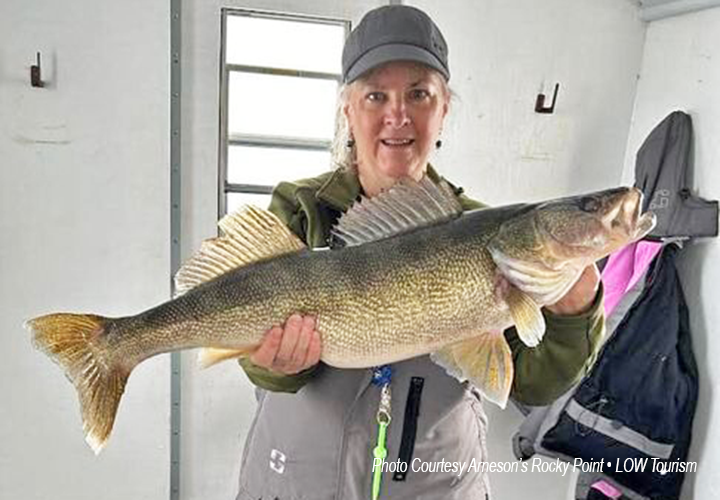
[228,146,331,186]
[226,193,272,215]
[226,15,344,74]
[228,73,337,140]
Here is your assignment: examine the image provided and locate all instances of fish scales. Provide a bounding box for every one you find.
[317,217,507,365]
[106,208,509,368]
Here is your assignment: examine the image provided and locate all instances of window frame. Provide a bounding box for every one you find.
[218,8,349,218]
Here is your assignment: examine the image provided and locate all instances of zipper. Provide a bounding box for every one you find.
[392,377,425,481]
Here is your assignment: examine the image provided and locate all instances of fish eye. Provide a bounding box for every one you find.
[580,197,601,213]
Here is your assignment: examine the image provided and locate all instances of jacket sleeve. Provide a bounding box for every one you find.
[505,284,606,405]
[236,180,325,393]
[238,357,322,393]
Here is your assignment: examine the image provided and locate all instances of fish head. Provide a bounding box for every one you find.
[533,187,656,262]
[489,187,656,304]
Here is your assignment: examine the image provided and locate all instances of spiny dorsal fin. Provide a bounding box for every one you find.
[174,205,306,296]
[332,176,463,247]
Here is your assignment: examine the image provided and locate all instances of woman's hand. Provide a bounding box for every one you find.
[250,314,322,375]
[545,264,601,316]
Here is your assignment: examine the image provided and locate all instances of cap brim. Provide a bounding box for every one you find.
[345,43,449,83]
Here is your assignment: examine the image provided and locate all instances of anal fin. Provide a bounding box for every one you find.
[198,346,256,368]
[431,330,513,409]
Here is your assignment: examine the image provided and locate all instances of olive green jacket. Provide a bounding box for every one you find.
[238,166,605,406]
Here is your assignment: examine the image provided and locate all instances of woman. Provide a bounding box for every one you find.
[235,5,604,500]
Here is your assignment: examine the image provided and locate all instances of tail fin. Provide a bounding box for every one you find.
[25,313,130,454]
[431,330,513,408]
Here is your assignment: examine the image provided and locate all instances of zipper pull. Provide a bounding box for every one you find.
[372,419,390,500]
[372,382,392,500]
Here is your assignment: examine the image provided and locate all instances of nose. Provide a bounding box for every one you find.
[383,96,410,128]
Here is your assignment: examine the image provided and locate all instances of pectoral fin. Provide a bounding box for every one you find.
[198,346,256,368]
[431,331,513,409]
[505,285,545,348]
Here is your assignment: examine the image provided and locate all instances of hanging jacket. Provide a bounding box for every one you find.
[540,244,698,499]
[635,110,717,239]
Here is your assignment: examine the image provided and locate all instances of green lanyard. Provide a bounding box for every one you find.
[372,382,392,500]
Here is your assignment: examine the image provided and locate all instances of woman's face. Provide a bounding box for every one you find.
[344,62,449,196]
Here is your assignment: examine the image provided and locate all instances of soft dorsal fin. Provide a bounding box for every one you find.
[174,205,306,296]
[332,176,463,247]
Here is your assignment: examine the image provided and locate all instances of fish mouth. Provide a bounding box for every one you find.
[634,210,657,239]
[602,188,656,241]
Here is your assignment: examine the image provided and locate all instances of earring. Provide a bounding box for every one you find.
[346,138,355,148]
[435,139,443,149]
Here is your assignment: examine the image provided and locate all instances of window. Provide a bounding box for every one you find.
[219,10,348,216]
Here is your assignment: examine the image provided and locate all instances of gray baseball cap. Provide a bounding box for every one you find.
[342,5,450,84]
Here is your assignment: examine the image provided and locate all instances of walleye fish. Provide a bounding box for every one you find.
[26,177,655,453]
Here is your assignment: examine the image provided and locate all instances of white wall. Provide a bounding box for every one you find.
[621,7,720,499]
[413,0,646,204]
[0,1,170,499]
[409,1,647,499]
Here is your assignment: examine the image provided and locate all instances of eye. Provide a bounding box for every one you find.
[366,91,386,103]
[580,197,601,213]
[409,88,430,100]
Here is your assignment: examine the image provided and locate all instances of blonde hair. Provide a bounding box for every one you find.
[330,84,355,171]
[330,65,452,172]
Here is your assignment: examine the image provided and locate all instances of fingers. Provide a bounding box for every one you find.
[573,264,601,297]
[287,315,315,372]
[275,314,303,367]
[585,263,601,287]
[250,314,322,375]
[250,325,283,368]
[546,264,601,316]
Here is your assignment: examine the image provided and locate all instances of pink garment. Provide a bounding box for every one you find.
[590,480,623,499]
[601,240,663,317]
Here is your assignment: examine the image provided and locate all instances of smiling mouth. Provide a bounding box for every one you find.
[381,139,415,147]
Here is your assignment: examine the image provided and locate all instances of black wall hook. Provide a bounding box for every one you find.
[535,83,559,114]
[31,52,45,88]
